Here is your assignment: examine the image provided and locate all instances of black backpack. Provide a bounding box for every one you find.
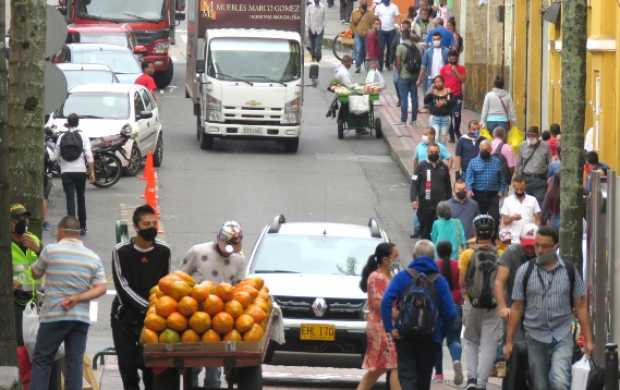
[396,269,439,339]
[493,142,512,183]
[403,43,422,75]
[465,245,499,309]
[59,130,84,162]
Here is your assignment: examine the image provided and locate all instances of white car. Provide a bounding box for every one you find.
[46,83,163,175]
[57,63,119,90]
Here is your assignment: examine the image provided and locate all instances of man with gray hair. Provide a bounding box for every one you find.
[381,239,456,390]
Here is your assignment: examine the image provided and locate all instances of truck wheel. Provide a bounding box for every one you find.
[236,365,262,390]
[284,138,299,153]
[199,131,214,150]
[155,61,174,89]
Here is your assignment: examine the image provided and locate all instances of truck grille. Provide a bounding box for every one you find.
[222,106,282,124]
[275,296,366,320]
[133,29,169,46]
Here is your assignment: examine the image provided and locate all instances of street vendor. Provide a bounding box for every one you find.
[334,54,354,88]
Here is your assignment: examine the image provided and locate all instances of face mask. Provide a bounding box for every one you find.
[536,250,557,265]
[433,40,441,48]
[428,153,439,162]
[14,220,27,235]
[527,137,539,146]
[138,227,158,242]
[455,191,467,200]
[382,0,389,4]
[469,130,479,138]
[449,58,457,64]
[480,150,491,160]
[421,135,429,144]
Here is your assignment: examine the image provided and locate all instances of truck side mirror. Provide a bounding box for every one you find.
[175,12,186,21]
[196,59,205,74]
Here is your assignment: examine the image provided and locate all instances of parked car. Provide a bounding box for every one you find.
[53,43,142,84]
[66,24,140,54]
[57,63,119,90]
[45,83,163,176]
[246,215,389,366]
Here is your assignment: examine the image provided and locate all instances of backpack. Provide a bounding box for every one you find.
[493,142,512,183]
[465,245,499,308]
[396,269,439,339]
[521,259,576,309]
[59,130,84,162]
[403,43,422,75]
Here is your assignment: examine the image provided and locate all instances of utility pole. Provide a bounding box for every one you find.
[560,0,587,269]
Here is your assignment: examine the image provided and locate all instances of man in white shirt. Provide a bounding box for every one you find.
[374,0,399,71]
[334,55,354,88]
[500,175,542,243]
[305,0,326,62]
[55,113,95,235]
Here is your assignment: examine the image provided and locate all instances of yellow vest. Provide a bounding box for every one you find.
[11,232,42,292]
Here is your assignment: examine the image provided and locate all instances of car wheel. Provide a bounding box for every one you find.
[123,144,142,176]
[153,133,164,167]
[154,61,174,89]
[199,131,214,150]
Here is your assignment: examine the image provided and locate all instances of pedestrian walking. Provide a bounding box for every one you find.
[181,221,246,388]
[547,123,561,160]
[135,62,157,93]
[412,6,432,46]
[305,0,326,62]
[351,0,375,72]
[30,216,106,390]
[414,127,452,169]
[417,32,449,91]
[424,75,455,144]
[505,227,594,390]
[424,17,454,48]
[365,17,381,64]
[542,173,561,229]
[494,223,538,390]
[583,150,608,193]
[458,214,503,390]
[516,126,552,206]
[111,205,171,390]
[440,50,466,142]
[374,0,400,70]
[455,120,482,178]
[394,28,422,124]
[56,113,95,236]
[449,179,480,239]
[500,176,542,244]
[480,76,517,132]
[381,240,457,390]
[358,243,402,390]
[447,17,463,54]
[491,127,517,182]
[431,201,466,259]
[433,241,464,385]
[465,140,508,233]
[410,143,452,239]
[340,0,354,23]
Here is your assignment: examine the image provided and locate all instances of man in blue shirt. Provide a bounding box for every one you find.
[417,32,449,91]
[414,127,452,170]
[424,17,454,48]
[455,120,482,179]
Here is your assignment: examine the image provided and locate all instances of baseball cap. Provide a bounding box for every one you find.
[9,203,30,220]
[520,223,538,246]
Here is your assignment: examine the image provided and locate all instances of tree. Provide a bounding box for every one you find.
[560,0,587,269]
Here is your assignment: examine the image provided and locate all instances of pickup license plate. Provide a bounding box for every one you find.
[300,324,336,341]
[243,127,262,135]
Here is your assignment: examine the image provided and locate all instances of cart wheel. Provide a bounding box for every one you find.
[236,365,262,390]
[337,120,344,139]
[374,118,383,139]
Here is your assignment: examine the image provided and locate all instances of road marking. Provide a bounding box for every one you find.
[315,153,393,163]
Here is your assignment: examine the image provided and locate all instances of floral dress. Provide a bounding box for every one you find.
[362,271,398,370]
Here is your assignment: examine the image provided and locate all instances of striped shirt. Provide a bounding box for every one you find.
[512,258,585,343]
[32,238,105,324]
[465,155,508,193]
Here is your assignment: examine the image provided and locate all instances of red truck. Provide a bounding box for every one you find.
[60,0,185,88]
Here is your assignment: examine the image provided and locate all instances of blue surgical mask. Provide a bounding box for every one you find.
[382,0,390,4]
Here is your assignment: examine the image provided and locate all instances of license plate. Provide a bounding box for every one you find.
[243,127,262,135]
[300,324,336,341]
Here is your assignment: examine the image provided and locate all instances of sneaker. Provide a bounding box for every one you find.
[453,361,464,385]
[80,228,87,236]
[465,378,477,390]
[433,374,444,383]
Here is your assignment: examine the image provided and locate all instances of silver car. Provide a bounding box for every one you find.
[246,215,388,366]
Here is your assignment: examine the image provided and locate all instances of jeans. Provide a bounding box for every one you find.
[417,206,436,240]
[434,305,463,375]
[31,321,89,390]
[463,301,502,387]
[308,31,323,62]
[450,96,463,140]
[354,33,366,69]
[526,334,573,390]
[378,29,397,69]
[61,172,87,229]
[396,337,436,390]
[430,115,451,142]
[339,0,353,22]
[397,77,418,123]
[486,120,509,133]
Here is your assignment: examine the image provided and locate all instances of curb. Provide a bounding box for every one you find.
[374,99,414,180]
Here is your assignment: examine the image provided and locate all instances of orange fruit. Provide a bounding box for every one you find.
[215,283,234,302]
[212,312,234,335]
[232,291,252,308]
[178,296,199,317]
[168,280,192,301]
[155,296,178,318]
[260,286,270,294]
[204,294,224,316]
[237,285,259,300]
[149,294,159,305]
[189,311,211,334]
[246,305,267,323]
[150,285,164,297]
[140,327,159,344]
[181,329,201,343]
[202,329,221,343]
[243,324,264,342]
[146,305,157,316]
[251,277,265,290]
[159,329,181,344]
[240,278,260,290]
[144,313,167,332]
[158,275,178,296]
[253,297,270,314]
[235,314,255,333]
[172,271,196,287]
[224,329,242,342]
[225,300,244,319]
[166,312,188,332]
[191,281,216,302]
[258,290,270,302]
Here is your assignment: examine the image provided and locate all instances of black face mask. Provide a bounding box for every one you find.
[455,191,467,200]
[428,153,439,162]
[480,151,491,160]
[138,227,158,242]
[14,220,27,235]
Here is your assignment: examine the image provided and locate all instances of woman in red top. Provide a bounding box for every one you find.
[365,18,381,63]
[433,241,464,385]
[358,242,401,390]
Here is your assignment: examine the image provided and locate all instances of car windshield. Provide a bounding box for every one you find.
[76,32,128,48]
[76,0,164,22]
[58,93,128,120]
[207,38,301,83]
[71,49,140,74]
[63,70,117,89]
[252,235,381,276]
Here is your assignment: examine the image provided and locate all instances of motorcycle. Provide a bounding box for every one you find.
[90,130,131,188]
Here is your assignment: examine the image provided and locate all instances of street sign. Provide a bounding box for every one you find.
[44,62,67,113]
[46,4,67,58]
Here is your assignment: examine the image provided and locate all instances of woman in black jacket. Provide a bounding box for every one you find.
[424,75,455,144]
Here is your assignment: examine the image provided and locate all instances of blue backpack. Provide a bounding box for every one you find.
[396,269,439,339]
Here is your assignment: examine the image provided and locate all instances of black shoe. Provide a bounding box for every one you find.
[80,228,87,236]
[355,67,361,73]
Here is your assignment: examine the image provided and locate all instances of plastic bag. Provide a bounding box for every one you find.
[349,95,370,115]
[571,355,591,390]
[508,126,524,154]
[479,128,492,140]
[23,302,64,361]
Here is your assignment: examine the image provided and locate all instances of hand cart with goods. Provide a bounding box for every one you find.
[328,82,383,139]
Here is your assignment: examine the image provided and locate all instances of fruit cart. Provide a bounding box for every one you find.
[330,84,383,140]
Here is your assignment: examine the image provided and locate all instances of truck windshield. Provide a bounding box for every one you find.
[71,49,141,75]
[76,0,165,22]
[207,38,301,83]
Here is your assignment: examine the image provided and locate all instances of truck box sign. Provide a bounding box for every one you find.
[198,0,304,35]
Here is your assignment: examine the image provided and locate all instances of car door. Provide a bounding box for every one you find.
[133,90,153,154]
[138,88,161,150]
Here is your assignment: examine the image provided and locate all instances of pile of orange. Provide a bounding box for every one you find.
[140,271,272,345]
